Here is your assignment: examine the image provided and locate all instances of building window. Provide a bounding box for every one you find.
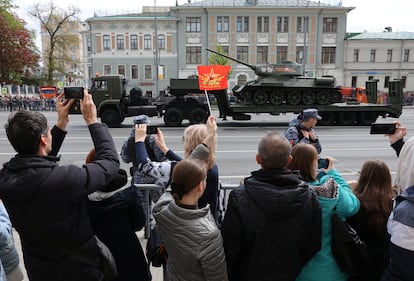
[387,49,393,62]
[104,65,111,75]
[131,65,138,79]
[296,46,304,64]
[370,49,376,62]
[401,76,407,88]
[277,16,289,32]
[276,46,288,61]
[236,16,249,32]
[159,64,166,79]
[130,35,138,50]
[384,76,390,88]
[257,16,269,33]
[144,34,151,50]
[323,17,337,33]
[237,74,247,86]
[186,17,201,32]
[144,65,152,79]
[87,36,91,52]
[257,46,268,64]
[321,47,336,64]
[237,46,249,62]
[296,16,308,33]
[103,35,111,50]
[351,76,357,88]
[404,49,410,62]
[118,65,125,76]
[158,34,165,50]
[217,16,229,32]
[186,46,201,64]
[353,49,359,62]
[116,35,124,50]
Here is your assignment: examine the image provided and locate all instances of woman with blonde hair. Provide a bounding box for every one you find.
[134,116,219,218]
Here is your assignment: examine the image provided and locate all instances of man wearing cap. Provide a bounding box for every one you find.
[285,108,322,154]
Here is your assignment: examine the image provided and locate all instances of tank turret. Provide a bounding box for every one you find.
[206,48,341,106]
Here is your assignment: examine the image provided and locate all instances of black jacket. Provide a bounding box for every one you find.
[88,184,150,281]
[0,123,119,281]
[221,169,322,281]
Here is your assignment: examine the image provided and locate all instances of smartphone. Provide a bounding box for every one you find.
[370,123,396,134]
[64,87,84,100]
[318,158,330,169]
[146,125,158,135]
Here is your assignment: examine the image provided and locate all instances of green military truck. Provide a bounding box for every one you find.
[86,75,210,127]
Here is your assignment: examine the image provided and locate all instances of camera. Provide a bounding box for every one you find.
[146,126,158,135]
[64,87,84,100]
[370,123,396,135]
[318,158,330,169]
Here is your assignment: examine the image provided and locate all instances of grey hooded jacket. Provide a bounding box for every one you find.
[153,192,228,281]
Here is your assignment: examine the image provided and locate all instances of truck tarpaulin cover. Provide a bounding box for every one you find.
[197,65,231,91]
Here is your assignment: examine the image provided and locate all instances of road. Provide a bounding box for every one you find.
[0,107,413,280]
[0,107,412,184]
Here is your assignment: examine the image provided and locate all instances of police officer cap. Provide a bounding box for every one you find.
[133,115,150,124]
[302,108,322,120]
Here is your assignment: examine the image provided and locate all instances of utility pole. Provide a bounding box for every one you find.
[154,0,159,98]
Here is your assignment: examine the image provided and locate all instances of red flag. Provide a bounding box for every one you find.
[197,65,231,90]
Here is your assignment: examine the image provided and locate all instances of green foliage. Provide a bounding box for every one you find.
[208,44,232,78]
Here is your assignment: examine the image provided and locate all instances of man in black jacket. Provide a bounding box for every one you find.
[0,91,120,281]
[221,132,322,281]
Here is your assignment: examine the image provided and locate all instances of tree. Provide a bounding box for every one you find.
[0,7,40,84]
[208,44,232,79]
[29,2,81,85]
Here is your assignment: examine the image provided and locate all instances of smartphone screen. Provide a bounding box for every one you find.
[318,158,329,169]
[370,123,396,134]
[146,126,158,135]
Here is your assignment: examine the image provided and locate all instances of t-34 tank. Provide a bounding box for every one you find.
[206,48,342,106]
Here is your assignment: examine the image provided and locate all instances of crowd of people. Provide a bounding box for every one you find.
[0,96,56,112]
[0,91,413,281]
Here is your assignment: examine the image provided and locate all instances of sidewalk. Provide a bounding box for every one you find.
[13,229,163,281]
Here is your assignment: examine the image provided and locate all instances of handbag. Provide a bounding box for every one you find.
[331,211,372,277]
[146,225,168,267]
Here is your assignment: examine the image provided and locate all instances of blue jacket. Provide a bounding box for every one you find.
[381,185,414,281]
[296,169,360,281]
[0,202,13,281]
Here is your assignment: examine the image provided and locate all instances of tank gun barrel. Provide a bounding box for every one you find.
[206,48,256,71]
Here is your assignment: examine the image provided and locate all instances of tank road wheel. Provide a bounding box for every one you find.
[287,90,301,105]
[358,111,378,125]
[252,91,268,105]
[101,109,121,128]
[337,112,357,125]
[302,91,316,105]
[188,108,207,124]
[317,91,331,105]
[164,108,184,127]
[318,112,335,125]
[269,91,284,105]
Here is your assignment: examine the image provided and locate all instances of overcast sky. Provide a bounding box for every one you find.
[12,0,414,47]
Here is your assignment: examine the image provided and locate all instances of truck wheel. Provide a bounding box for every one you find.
[337,112,356,125]
[164,108,183,127]
[101,109,121,127]
[358,112,377,125]
[189,108,207,124]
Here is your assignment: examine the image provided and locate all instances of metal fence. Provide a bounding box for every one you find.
[135,183,239,239]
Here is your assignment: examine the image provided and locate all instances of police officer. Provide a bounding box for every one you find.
[285,108,322,154]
